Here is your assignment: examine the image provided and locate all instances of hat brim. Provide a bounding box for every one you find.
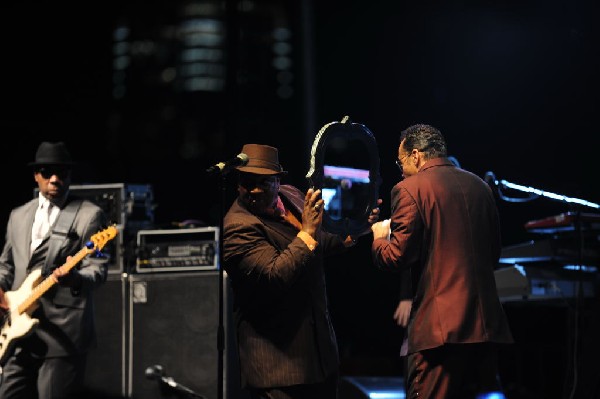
[28,161,75,167]
[237,166,288,175]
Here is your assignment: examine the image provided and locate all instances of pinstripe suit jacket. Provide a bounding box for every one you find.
[223,184,347,388]
[0,195,108,357]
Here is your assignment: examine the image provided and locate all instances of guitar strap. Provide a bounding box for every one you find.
[42,198,82,277]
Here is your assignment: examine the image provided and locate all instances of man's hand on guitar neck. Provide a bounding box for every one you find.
[51,256,83,291]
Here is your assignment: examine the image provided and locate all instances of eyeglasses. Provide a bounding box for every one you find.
[395,154,409,171]
[36,166,71,179]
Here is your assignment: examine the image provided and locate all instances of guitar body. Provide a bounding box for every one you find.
[0,269,43,366]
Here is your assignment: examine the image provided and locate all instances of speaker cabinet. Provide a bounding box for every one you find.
[83,274,128,398]
[127,271,241,399]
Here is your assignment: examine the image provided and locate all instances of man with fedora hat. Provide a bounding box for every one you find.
[0,141,109,398]
[223,143,381,399]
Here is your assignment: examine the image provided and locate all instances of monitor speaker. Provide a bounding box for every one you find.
[83,274,128,398]
[127,271,242,399]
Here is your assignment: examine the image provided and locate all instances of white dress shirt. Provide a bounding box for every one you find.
[30,194,60,255]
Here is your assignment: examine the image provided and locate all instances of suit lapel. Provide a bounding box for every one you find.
[234,199,297,246]
[11,200,39,289]
[232,186,304,248]
[23,200,38,254]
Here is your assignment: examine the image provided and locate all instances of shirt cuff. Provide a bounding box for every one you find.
[297,231,318,251]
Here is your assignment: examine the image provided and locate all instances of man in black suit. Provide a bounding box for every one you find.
[223,143,380,399]
[0,142,108,399]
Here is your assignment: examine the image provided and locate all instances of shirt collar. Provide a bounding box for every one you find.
[37,193,51,209]
[37,193,66,209]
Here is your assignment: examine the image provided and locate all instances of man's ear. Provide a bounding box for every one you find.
[412,149,420,164]
[413,149,425,169]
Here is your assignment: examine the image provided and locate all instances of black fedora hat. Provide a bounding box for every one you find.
[28,142,75,167]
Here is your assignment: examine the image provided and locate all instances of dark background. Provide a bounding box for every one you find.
[1,1,599,398]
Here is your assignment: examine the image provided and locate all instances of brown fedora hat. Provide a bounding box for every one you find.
[236,144,287,175]
[28,141,75,167]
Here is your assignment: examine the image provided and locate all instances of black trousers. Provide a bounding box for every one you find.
[0,346,86,399]
[406,343,503,399]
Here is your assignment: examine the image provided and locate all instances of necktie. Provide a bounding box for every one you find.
[31,202,53,254]
[45,203,54,234]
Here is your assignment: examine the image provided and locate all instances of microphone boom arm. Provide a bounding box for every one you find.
[145,364,207,399]
[485,171,600,209]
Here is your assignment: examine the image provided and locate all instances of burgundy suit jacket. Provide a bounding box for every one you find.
[223,184,347,388]
[372,158,513,354]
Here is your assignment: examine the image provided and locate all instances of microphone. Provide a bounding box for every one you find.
[206,153,249,175]
[484,171,498,191]
[145,364,206,399]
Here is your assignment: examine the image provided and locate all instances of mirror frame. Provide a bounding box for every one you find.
[306,116,381,237]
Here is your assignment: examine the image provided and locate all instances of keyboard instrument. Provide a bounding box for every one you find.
[496,212,600,302]
[524,211,600,234]
[499,236,600,266]
[495,264,597,302]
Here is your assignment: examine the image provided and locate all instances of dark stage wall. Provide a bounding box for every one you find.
[2,0,598,239]
[1,1,599,398]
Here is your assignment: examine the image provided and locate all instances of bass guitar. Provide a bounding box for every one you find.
[0,225,118,366]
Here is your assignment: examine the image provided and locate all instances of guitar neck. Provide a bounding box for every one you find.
[17,246,93,314]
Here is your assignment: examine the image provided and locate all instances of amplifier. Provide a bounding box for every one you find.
[136,227,219,273]
[34,183,155,274]
[34,183,154,228]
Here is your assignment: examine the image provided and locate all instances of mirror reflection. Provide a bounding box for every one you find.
[322,137,371,221]
[322,165,371,221]
[306,116,381,237]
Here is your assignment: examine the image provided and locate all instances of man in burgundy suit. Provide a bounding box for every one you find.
[371,125,513,399]
[223,143,379,399]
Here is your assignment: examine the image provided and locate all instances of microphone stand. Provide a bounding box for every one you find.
[207,158,247,399]
[216,172,226,399]
[205,164,230,399]
[145,364,206,399]
[208,164,241,399]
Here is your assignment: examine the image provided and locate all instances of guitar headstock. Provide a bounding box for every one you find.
[88,225,119,251]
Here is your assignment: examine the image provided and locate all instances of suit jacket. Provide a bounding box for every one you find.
[223,185,347,388]
[372,158,513,354]
[0,195,108,357]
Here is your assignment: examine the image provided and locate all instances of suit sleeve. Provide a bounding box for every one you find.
[72,207,109,294]
[372,184,423,271]
[0,210,17,292]
[319,230,349,257]
[223,220,316,298]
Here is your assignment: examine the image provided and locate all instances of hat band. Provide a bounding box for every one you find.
[247,158,282,172]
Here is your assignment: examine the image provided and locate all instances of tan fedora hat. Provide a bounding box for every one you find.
[236,144,288,175]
